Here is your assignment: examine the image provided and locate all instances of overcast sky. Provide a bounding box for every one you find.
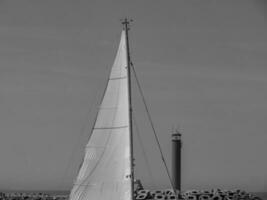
[0,0,266,192]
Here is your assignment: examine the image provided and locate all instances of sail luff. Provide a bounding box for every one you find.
[69,30,132,200]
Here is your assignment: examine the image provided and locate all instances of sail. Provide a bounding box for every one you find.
[69,31,132,200]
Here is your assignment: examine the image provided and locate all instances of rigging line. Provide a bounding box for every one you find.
[131,62,177,194]
[72,56,124,197]
[69,66,112,194]
[132,111,156,188]
[59,86,100,189]
[76,67,123,196]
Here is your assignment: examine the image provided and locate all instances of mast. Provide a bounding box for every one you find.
[122,18,134,199]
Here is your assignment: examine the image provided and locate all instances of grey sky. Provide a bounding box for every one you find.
[0,0,266,192]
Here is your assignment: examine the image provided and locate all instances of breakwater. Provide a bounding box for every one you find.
[134,189,262,200]
[0,189,263,200]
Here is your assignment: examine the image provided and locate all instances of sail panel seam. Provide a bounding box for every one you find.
[93,125,128,130]
[109,76,127,80]
[85,146,106,148]
[98,106,119,110]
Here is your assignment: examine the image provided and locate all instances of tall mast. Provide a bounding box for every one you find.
[122,18,134,199]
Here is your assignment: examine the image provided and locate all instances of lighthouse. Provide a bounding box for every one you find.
[172,131,182,192]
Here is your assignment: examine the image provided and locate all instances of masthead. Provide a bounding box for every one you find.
[121,18,133,30]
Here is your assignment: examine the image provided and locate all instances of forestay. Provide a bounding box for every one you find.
[69,31,132,200]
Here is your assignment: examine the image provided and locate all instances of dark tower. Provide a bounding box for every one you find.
[172,131,182,192]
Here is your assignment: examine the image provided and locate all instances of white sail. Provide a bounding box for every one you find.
[69,31,132,200]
